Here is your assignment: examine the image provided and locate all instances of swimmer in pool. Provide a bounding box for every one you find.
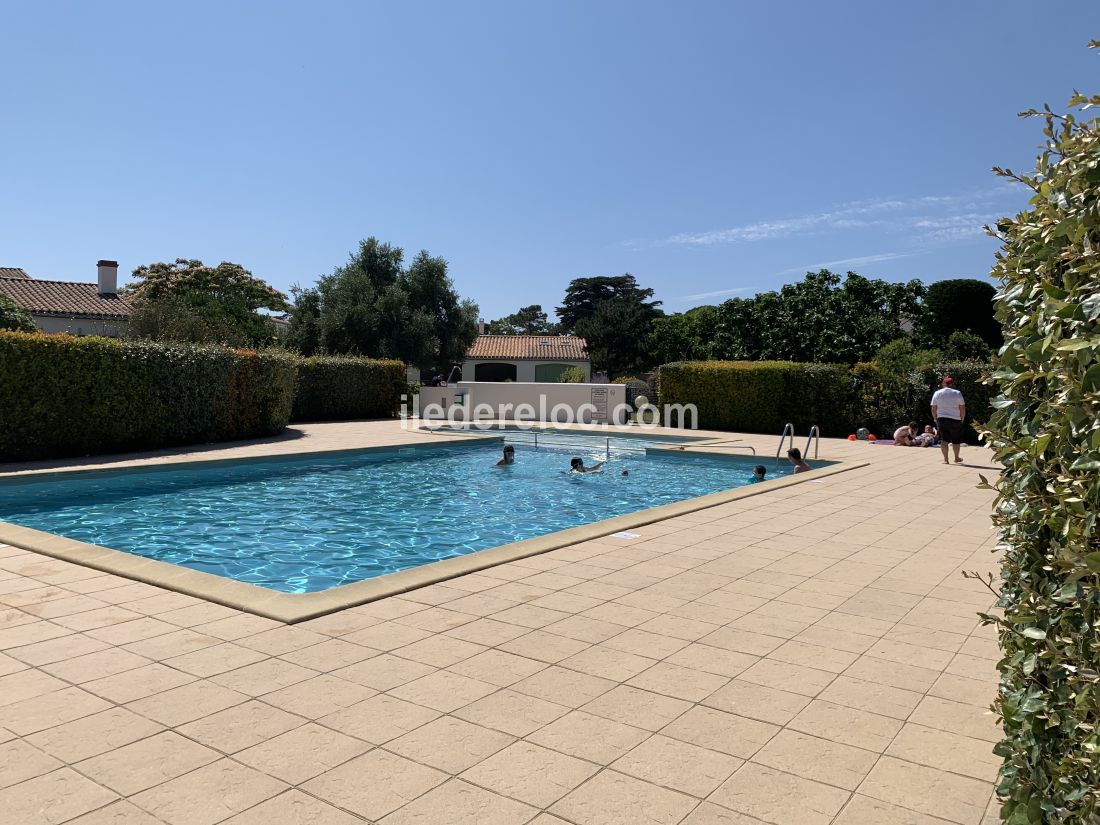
[495,445,515,466]
[751,465,766,483]
[569,457,605,475]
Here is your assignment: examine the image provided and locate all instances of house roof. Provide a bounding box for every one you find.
[466,334,588,361]
[0,277,133,320]
[0,268,29,279]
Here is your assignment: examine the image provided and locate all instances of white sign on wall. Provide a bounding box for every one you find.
[590,387,609,421]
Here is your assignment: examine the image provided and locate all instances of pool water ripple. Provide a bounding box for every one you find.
[0,442,792,593]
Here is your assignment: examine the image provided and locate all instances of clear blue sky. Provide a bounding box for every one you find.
[2,1,1096,320]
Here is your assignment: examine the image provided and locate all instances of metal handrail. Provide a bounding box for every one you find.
[805,425,821,460]
[776,422,795,468]
[672,442,757,455]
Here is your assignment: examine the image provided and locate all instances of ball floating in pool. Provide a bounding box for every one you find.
[847,434,857,441]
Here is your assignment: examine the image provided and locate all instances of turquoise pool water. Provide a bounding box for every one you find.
[0,440,790,593]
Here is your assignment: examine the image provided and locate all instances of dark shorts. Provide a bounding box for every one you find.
[937,417,964,444]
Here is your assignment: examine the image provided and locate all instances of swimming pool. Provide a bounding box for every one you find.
[0,440,789,594]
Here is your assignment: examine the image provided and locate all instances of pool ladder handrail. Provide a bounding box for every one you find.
[805,425,821,460]
[776,423,795,468]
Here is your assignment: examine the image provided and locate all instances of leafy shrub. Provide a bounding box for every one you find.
[0,331,296,461]
[291,356,406,422]
[559,366,587,383]
[850,361,910,434]
[656,361,851,436]
[611,375,642,384]
[944,329,993,362]
[979,80,1100,823]
[0,293,35,332]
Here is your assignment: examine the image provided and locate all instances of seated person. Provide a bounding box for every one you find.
[787,448,811,473]
[751,465,767,483]
[495,445,515,466]
[893,421,919,446]
[913,425,938,447]
[569,457,605,475]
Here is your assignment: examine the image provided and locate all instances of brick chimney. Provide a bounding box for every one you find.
[97,260,118,296]
[478,318,486,335]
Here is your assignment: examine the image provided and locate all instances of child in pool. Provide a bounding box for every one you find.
[569,457,605,475]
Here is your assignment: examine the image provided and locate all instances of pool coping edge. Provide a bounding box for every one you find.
[0,458,867,624]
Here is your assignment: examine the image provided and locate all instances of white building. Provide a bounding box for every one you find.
[456,333,590,382]
[0,261,132,337]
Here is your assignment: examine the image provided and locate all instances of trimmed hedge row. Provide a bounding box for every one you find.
[657,359,992,442]
[656,361,852,436]
[292,356,405,421]
[0,332,402,461]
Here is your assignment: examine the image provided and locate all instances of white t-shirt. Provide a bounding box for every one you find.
[931,387,965,420]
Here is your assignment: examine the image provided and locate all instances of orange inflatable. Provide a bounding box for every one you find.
[847,434,857,441]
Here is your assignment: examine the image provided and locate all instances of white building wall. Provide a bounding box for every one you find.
[420,382,628,424]
[461,359,590,382]
[32,316,128,338]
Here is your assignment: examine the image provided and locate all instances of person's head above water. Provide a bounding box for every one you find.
[787,447,804,463]
[503,445,514,455]
[570,457,584,470]
[753,465,766,478]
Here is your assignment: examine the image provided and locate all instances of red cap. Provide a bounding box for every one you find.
[943,377,955,386]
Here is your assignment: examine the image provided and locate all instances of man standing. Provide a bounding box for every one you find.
[930,377,966,465]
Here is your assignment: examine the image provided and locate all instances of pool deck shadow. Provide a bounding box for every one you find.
[0,420,1003,825]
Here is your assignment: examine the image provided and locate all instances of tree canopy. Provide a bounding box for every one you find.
[916,278,1000,349]
[0,292,35,333]
[556,274,662,334]
[126,259,288,347]
[286,237,479,370]
[649,270,925,366]
[487,304,559,335]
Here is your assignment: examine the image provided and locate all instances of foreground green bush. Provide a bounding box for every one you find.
[656,361,851,436]
[981,83,1100,822]
[292,355,405,421]
[0,332,296,461]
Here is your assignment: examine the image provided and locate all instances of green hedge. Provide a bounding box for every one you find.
[656,361,852,436]
[657,358,992,442]
[291,356,405,422]
[0,332,296,461]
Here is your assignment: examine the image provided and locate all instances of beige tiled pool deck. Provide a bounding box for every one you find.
[0,422,1003,824]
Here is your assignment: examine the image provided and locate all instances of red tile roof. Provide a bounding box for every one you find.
[466,334,588,361]
[0,278,133,320]
[0,268,29,279]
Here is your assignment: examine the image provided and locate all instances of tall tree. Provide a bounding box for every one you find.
[126,259,288,347]
[916,278,1000,349]
[487,304,559,335]
[646,305,719,364]
[286,237,478,370]
[556,274,662,333]
[576,297,660,376]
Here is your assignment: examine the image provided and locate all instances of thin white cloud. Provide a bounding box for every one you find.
[912,213,994,242]
[673,286,750,303]
[660,186,1019,247]
[777,252,910,276]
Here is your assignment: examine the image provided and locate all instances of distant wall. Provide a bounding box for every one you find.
[420,382,628,424]
[33,315,127,338]
[460,359,590,383]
